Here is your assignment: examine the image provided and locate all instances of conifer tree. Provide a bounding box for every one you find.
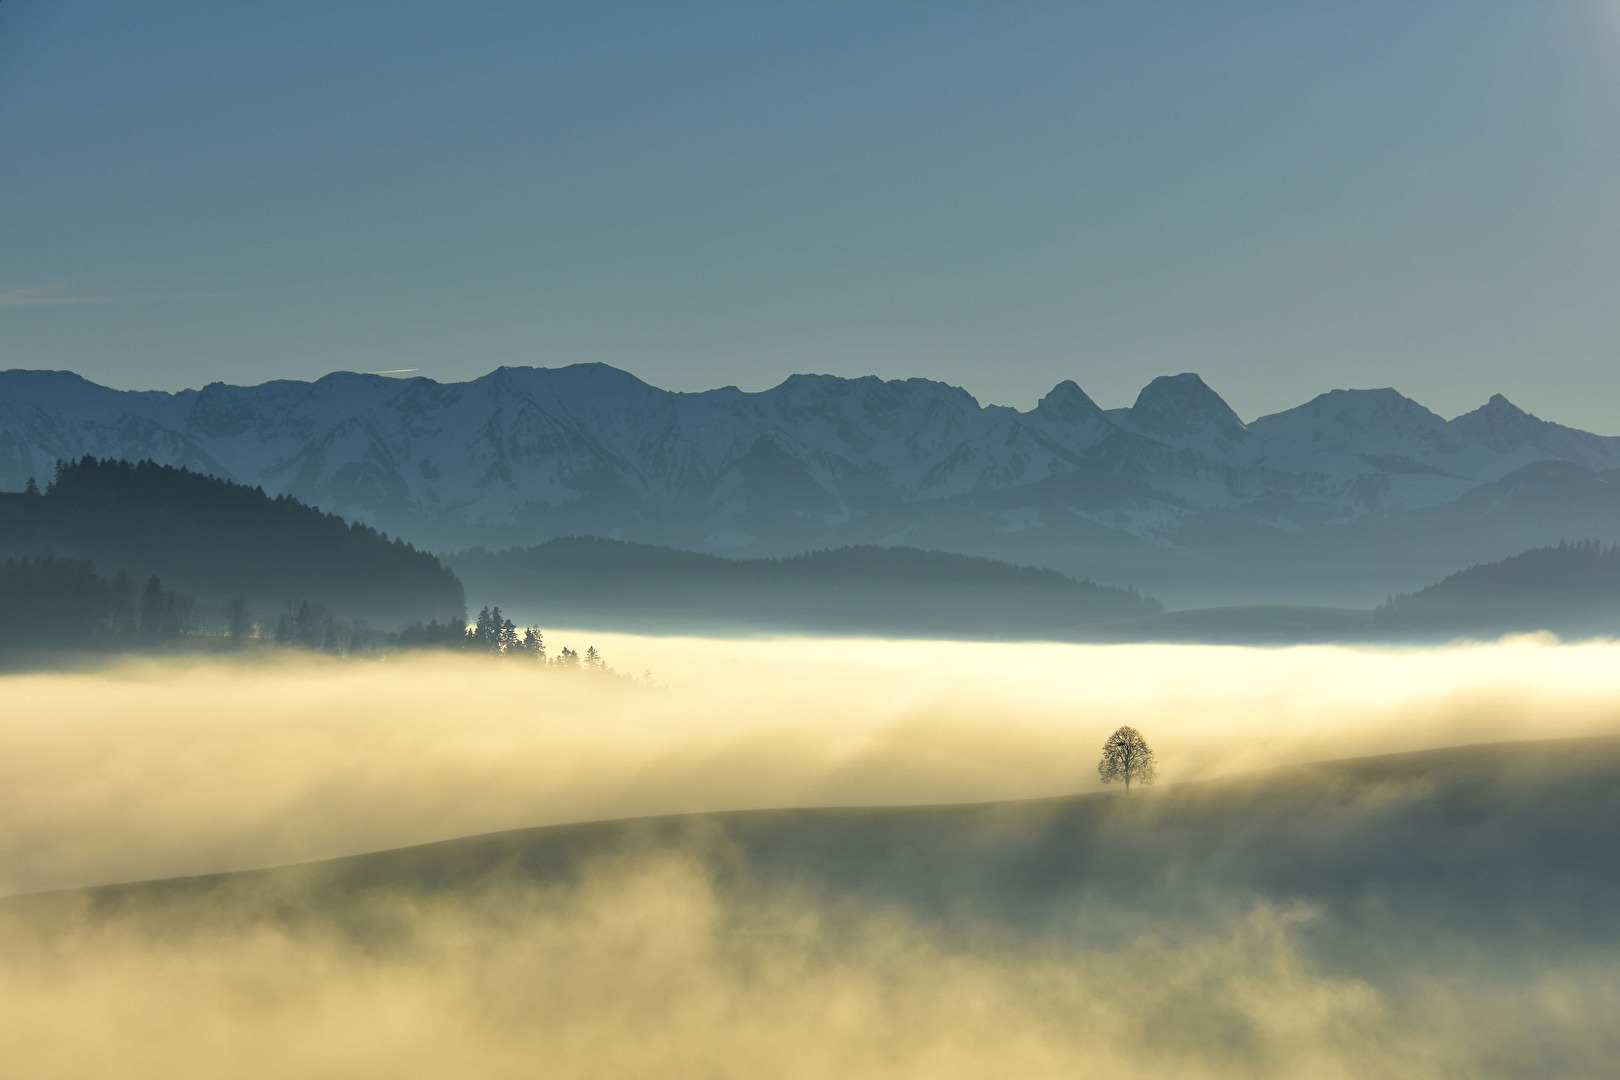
[522,627,545,661]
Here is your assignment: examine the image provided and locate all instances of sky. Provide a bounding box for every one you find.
[2,1,1618,428]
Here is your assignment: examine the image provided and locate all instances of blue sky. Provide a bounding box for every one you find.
[3,1,1618,428]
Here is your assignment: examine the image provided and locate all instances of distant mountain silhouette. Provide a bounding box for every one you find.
[451,537,1160,639]
[8,366,1620,605]
[1375,539,1620,638]
[0,457,465,629]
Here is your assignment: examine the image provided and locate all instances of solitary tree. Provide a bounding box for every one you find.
[1097,725,1157,796]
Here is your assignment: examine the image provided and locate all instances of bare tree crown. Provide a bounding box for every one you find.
[1097,725,1157,794]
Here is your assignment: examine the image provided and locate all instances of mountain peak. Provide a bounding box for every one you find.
[1254,387,1445,428]
[1449,393,1549,454]
[1128,373,1247,442]
[1482,393,1530,416]
[1454,392,1541,427]
[1033,380,1102,424]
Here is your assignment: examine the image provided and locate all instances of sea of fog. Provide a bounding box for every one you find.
[3,633,1618,896]
[6,635,1620,1078]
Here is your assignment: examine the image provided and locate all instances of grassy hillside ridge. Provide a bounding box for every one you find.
[12,737,1618,1078]
[450,536,1161,638]
[6,735,1613,1080]
[1376,539,1620,637]
[22,736,1618,937]
[0,457,465,629]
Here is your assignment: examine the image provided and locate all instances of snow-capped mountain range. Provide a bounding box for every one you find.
[3,364,1618,606]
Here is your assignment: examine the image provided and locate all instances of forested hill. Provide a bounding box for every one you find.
[451,537,1160,639]
[1374,540,1620,638]
[0,458,465,628]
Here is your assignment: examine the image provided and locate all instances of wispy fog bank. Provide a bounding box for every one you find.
[6,851,1618,1080]
[3,635,1619,895]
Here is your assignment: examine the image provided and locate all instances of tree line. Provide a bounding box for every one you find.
[0,457,464,627]
[0,557,191,649]
[0,557,631,677]
[394,606,615,672]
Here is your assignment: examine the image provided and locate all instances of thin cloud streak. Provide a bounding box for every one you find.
[0,283,106,308]
[0,282,229,309]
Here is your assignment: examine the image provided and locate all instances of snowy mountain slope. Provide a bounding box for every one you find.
[3,364,1619,604]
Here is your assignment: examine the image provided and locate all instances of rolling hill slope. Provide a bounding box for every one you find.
[450,537,1160,637]
[26,737,1619,940]
[1376,540,1620,638]
[11,738,1618,1078]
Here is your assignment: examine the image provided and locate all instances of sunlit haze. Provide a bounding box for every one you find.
[4,635,1616,896]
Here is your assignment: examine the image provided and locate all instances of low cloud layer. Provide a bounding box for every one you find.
[5,636,1620,1077]
[3,635,1620,895]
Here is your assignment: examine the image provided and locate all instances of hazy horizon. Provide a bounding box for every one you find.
[5,2,1619,429]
